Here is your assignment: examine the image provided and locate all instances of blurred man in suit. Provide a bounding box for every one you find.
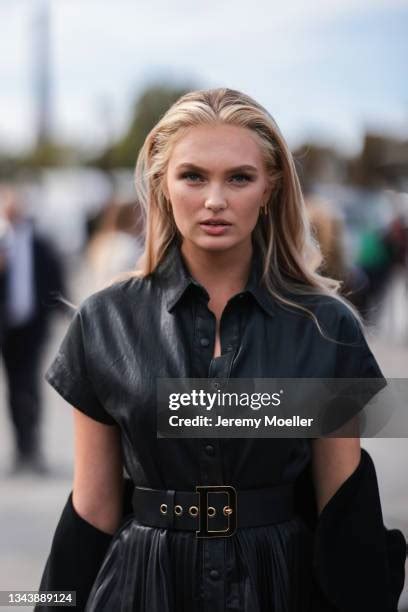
[0,184,66,475]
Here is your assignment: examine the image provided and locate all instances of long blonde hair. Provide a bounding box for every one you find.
[128,87,362,338]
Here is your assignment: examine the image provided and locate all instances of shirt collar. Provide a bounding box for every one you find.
[155,240,276,317]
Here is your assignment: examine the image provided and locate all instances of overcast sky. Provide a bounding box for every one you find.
[1,0,408,156]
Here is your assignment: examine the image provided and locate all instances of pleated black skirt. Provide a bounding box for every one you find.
[85,514,314,612]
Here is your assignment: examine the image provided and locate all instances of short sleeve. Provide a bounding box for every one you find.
[45,307,116,425]
[335,310,386,382]
[324,309,388,433]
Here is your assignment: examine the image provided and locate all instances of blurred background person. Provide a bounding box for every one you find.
[0,184,67,476]
[304,192,348,281]
[85,198,144,294]
[304,192,372,316]
[355,213,408,324]
[0,215,11,346]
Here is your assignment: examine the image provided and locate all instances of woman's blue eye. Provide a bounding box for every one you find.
[181,172,203,182]
[231,174,251,183]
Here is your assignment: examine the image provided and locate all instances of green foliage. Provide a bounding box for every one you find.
[24,140,78,168]
[95,83,194,169]
[0,140,78,177]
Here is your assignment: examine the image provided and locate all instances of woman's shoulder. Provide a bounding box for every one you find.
[77,274,156,318]
[277,290,363,343]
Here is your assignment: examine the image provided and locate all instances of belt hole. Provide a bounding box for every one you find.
[160,503,168,514]
[189,505,199,517]
[207,506,216,517]
[223,505,233,516]
[174,504,183,516]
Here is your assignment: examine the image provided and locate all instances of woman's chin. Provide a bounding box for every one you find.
[186,235,250,254]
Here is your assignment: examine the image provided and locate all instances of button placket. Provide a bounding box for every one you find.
[200,433,222,485]
[202,537,225,612]
[219,305,239,357]
[193,301,217,377]
[194,298,242,611]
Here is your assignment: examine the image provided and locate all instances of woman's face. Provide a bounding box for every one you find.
[164,124,273,253]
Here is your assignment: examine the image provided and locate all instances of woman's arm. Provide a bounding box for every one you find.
[72,408,124,535]
[311,416,361,515]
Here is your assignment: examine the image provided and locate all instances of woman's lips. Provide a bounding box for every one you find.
[199,222,231,236]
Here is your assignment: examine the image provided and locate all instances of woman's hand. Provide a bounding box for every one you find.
[311,415,361,516]
[72,408,124,535]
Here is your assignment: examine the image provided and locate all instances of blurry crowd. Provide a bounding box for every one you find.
[304,192,408,324]
[1,179,408,477]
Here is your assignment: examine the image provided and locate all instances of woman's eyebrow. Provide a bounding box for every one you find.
[176,163,258,173]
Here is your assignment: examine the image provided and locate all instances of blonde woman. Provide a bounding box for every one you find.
[36,89,405,612]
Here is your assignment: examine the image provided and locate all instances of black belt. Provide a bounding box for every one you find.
[131,483,295,538]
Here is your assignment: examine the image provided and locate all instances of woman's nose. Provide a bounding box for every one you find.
[204,185,227,210]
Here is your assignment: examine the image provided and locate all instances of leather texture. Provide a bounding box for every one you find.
[40,238,406,611]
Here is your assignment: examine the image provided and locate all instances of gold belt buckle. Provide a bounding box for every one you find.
[195,485,237,538]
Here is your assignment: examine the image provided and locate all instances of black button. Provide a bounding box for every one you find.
[200,337,210,347]
[210,569,220,580]
[212,381,220,390]
[205,444,215,456]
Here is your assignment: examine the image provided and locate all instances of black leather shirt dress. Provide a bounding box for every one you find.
[44,239,385,612]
